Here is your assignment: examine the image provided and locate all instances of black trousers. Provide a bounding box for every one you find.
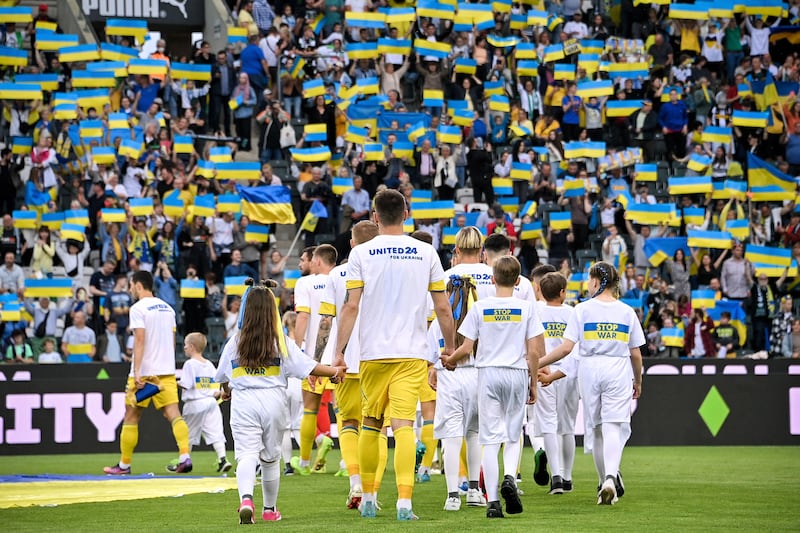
[209,94,232,136]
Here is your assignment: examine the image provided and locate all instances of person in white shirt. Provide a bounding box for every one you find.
[442,256,545,519]
[539,262,645,506]
[563,12,589,40]
[601,225,627,265]
[37,338,62,364]
[103,271,192,476]
[341,176,371,228]
[216,279,345,524]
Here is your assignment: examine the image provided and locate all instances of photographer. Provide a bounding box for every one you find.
[465,136,494,204]
[257,95,290,162]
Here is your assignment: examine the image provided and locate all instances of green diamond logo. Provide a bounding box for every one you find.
[698,385,730,437]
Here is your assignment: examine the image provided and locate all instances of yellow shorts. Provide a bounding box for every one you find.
[335,374,361,422]
[301,376,332,394]
[126,375,179,409]
[360,359,427,422]
[419,380,436,403]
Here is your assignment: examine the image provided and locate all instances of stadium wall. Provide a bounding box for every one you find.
[0,360,798,455]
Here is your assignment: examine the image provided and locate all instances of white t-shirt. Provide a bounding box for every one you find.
[214,335,317,390]
[323,263,360,373]
[38,351,63,364]
[563,298,646,358]
[445,262,495,299]
[179,358,220,401]
[128,296,177,377]
[346,234,446,361]
[206,217,235,249]
[536,301,578,375]
[458,296,544,369]
[294,273,335,363]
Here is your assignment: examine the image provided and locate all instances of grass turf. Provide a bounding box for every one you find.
[1,447,798,532]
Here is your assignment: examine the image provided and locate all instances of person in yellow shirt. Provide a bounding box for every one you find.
[534,115,560,144]
[238,0,259,37]
[673,19,700,57]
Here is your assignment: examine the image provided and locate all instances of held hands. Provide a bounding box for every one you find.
[329,365,348,384]
[440,352,456,371]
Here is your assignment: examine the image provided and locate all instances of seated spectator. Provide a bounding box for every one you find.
[24,296,73,354]
[96,321,128,363]
[37,338,62,364]
[61,311,97,363]
[223,249,258,280]
[712,311,740,359]
[0,251,24,296]
[5,329,33,363]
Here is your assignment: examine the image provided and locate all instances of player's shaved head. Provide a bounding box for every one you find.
[373,189,407,226]
[313,244,338,266]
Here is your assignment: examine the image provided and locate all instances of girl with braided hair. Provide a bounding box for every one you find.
[538,261,645,506]
[215,278,346,524]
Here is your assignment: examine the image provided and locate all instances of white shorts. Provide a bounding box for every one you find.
[286,377,303,430]
[434,366,479,439]
[231,387,287,463]
[555,375,580,435]
[534,382,558,436]
[477,367,528,446]
[183,397,226,446]
[578,356,634,431]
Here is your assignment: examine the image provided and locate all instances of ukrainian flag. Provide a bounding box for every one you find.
[377,38,411,55]
[564,141,606,159]
[746,0,785,17]
[59,45,100,63]
[191,195,216,218]
[669,176,712,195]
[549,211,572,230]
[347,42,379,60]
[11,136,32,155]
[661,327,685,348]
[384,7,417,24]
[423,89,444,108]
[35,31,79,51]
[749,186,795,202]
[300,200,329,232]
[0,45,29,67]
[239,185,296,225]
[669,4,709,19]
[634,163,657,182]
[128,58,168,76]
[345,124,369,144]
[486,35,520,48]
[492,0,513,13]
[683,206,706,226]
[520,222,543,240]
[65,209,90,226]
[732,110,769,128]
[417,1,454,20]
[284,270,301,289]
[216,161,260,181]
[414,201,455,220]
[12,210,37,229]
[578,53,601,73]
[642,237,688,266]
[491,178,514,196]
[78,119,103,140]
[567,273,588,293]
[61,223,88,242]
[616,190,632,209]
[746,244,792,267]
[521,201,537,217]
[0,6,32,23]
[304,123,327,143]
[172,135,194,155]
[770,26,800,45]
[489,95,510,112]
[607,62,649,80]
[100,208,126,223]
[53,104,77,120]
[403,218,415,234]
[309,14,326,34]
[687,154,713,174]
[290,146,332,164]
[99,42,138,62]
[510,13,528,30]
[407,121,427,143]
[577,80,614,98]
[578,39,603,55]
[228,94,244,111]
[450,108,473,127]
[515,42,538,59]
[410,190,433,204]
[356,76,379,95]
[129,198,154,217]
[0,82,42,101]
[748,153,796,192]
[726,219,750,241]
[332,178,353,195]
[510,124,533,137]
[606,100,642,117]
[346,11,385,28]
[41,212,64,230]
[414,39,451,58]
[483,80,505,97]
[523,9,547,26]
[118,139,142,159]
[494,197,517,214]
[1,301,21,322]
[510,162,533,181]
[392,142,414,159]
[454,58,477,75]
[517,60,540,77]
[76,89,110,109]
[702,126,733,144]
[224,276,250,296]
[170,63,211,82]
[71,70,116,88]
[227,26,247,44]
[15,73,58,91]
[754,262,798,278]
[196,160,216,178]
[437,125,461,145]
[707,300,748,346]
[105,18,148,39]
[209,147,233,163]
[625,203,676,225]
[181,279,206,299]
[105,112,129,130]
[216,194,241,214]
[563,179,586,198]
[289,58,306,78]
[441,226,459,246]
[542,44,564,63]
[691,289,718,309]
[25,278,73,299]
[303,79,326,98]
[687,230,733,249]
[244,224,270,243]
[163,194,185,218]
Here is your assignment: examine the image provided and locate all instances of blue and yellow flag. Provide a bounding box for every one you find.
[300,200,329,233]
[702,126,733,144]
[15,73,59,91]
[0,7,33,24]
[35,31,79,51]
[520,222,543,240]
[726,219,749,241]
[691,290,717,309]
[576,80,614,98]
[517,60,539,77]
[0,82,42,101]
[11,136,32,155]
[41,212,64,230]
[414,201,455,220]
[181,279,206,299]
[606,100,642,117]
[59,44,100,63]
[25,278,73,299]
[634,163,657,182]
[437,125,461,145]
[101,209,127,223]
[643,237,688,266]
[683,206,706,226]
[105,18,148,39]
[216,194,241,214]
[345,10,386,28]
[1,301,21,322]
[128,58,168,76]
[564,141,606,159]
[661,328,684,348]
[377,38,412,55]
[745,244,792,267]
[414,38,451,58]
[687,230,733,250]
[549,211,572,230]
[170,62,212,82]
[291,146,331,163]
[748,153,795,193]
[193,195,217,218]
[238,185,297,225]
[284,270,301,289]
[244,224,270,243]
[625,203,675,225]
[225,276,249,296]
[12,210,37,230]
[732,110,769,128]
[347,42,379,60]
[129,198,154,217]
[0,45,29,67]
[99,42,138,62]
[668,176,712,195]
[511,162,533,181]
[65,209,89,226]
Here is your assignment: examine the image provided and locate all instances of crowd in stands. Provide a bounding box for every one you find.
[1,0,800,363]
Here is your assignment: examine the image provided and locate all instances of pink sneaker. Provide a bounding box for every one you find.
[103,464,131,475]
[238,498,255,524]
[262,509,282,521]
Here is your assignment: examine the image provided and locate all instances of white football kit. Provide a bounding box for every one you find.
[179,358,226,447]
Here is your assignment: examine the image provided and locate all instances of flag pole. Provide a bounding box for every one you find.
[284,226,305,263]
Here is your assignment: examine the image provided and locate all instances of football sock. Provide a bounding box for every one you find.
[466,432,481,484]
[592,426,605,485]
[359,425,381,494]
[542,433,561,481]
[531,436,545,452]
[602,422,624,480]
[396,498,412,510]
[212,441,226,461]
[299,410,317,464]
[316,390,331,436]
[421,420,436,469]
[442,437,461,493]
[119,424,138,466]
[261,460,280,510]
[560,434,576,480]
[375,431,389,492]
[393,425,415,499]
[236,455,258,501]
[482,443,501,502]
[339,424,360,477]
[171,417,190,456]
[503,439,521,479]
[281,431,293,465]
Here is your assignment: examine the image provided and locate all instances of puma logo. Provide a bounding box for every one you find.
[161,0,187,19]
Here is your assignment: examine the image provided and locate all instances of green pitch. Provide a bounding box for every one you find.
[1,447,798,532]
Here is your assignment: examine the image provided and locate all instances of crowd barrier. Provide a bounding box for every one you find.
[0,359,797,455]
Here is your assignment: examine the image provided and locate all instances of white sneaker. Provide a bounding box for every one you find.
[466,488,487,507]
[347,485,363,510]
[443,496,461,511]
[598,478,618,505]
